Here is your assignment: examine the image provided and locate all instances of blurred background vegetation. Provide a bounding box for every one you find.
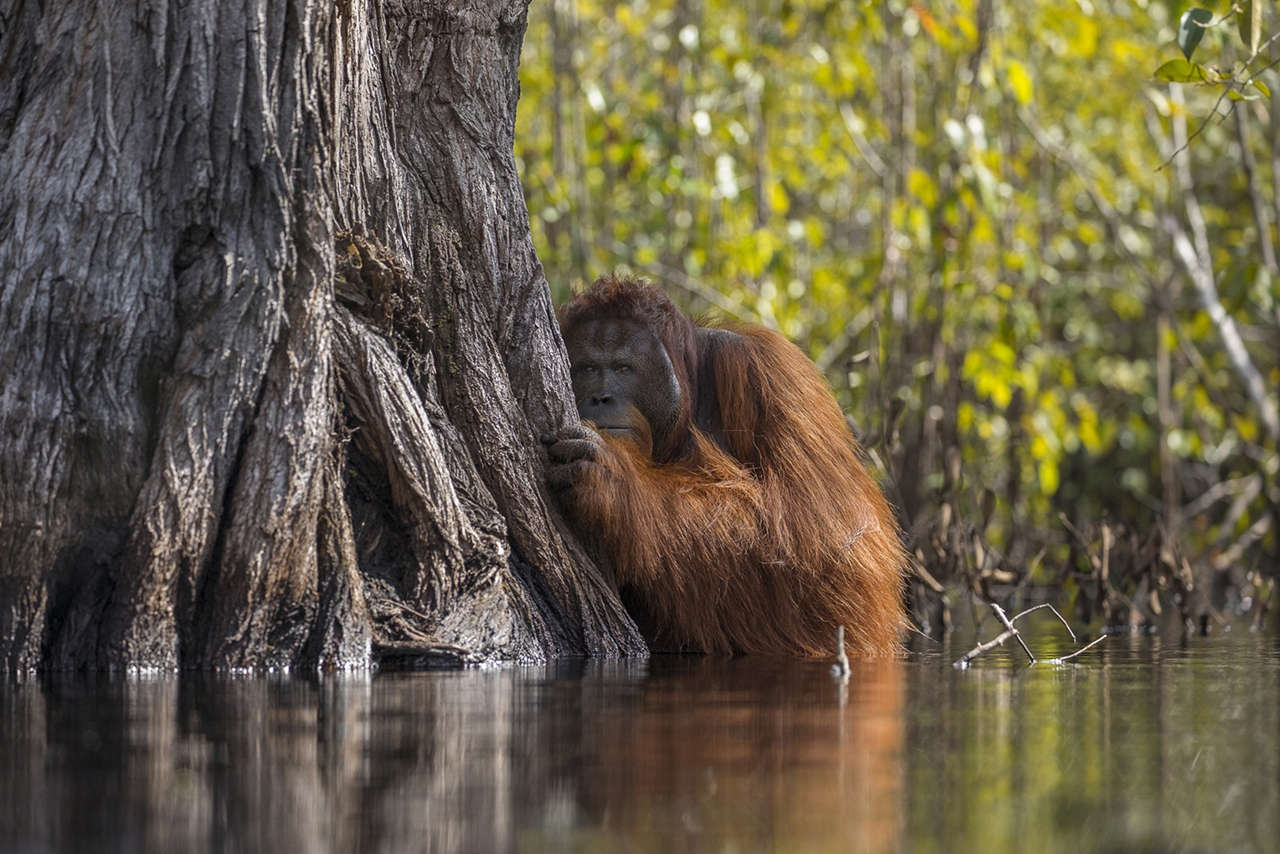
[514,0,1280,633]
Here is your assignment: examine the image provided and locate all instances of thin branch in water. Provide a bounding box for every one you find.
[831,624,851,707]
[831,624,851,678]
[954,601,1099,668]
[991,603,1037,663]
[953,627,1020,670]
[954,601,1031,668]
[1048,635,1107,664]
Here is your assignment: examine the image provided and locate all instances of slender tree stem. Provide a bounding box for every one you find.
[1168,84,1280,444]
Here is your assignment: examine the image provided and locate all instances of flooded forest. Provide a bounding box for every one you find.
[2,0,1280,851]
[515,0,1280,631]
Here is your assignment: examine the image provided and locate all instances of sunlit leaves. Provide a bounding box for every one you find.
[515,0,1279,555]
[1006,61,1034,104]
[1154,59,1208,83]
[1157,2,1277,114]
[1236,0,1262,55]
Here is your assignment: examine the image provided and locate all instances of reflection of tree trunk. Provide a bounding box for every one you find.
[187,680,336,852]
[2,662,904,853]
[0,682,48,842]
[0,0,644,674]
[367,673,518,851]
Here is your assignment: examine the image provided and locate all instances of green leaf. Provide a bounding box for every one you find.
[1229,87,1261,101]
[1153,59,1208,83]
[1251,78,1271,99]
[1237,0,1262,56]
[1007,60,1033,105]
[1178,8,1213,60]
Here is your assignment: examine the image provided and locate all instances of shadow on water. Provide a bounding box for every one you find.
[1,618,1277,853]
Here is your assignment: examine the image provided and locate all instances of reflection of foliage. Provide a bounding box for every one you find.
[515,0,1280,629]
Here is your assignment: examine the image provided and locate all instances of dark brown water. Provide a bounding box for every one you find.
[2,619,1277,853]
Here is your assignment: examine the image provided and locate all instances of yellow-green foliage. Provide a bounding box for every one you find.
[516,0,1279,569]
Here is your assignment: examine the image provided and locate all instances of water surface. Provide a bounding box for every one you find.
[2,618,1276,853]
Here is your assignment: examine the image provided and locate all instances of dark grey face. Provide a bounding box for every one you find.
[565,317,683,453]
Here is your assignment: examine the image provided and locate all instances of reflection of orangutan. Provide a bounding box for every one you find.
[576,657,905,850]
[545,274,906,656]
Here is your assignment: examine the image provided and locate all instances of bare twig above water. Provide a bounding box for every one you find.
[1011,602,1077,642]
[831,625,851,707]
[831,625,851,678]
[990,603,1036,662]
[954,601,1104,669]
[953,625,1022,669]
[1047,636,1108,664]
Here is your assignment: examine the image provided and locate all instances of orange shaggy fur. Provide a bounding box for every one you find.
[558,276,906,657]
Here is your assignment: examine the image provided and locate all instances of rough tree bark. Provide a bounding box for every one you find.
[0,0,645,674]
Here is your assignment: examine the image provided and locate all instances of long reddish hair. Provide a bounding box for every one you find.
[560,276,906,656]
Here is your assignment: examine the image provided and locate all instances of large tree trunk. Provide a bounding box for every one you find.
[0,0,645,674]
